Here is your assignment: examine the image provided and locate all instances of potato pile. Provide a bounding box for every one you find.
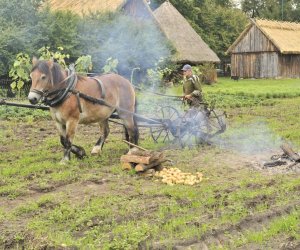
[154,167,203,186]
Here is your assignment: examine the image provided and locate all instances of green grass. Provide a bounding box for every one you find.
[167,77,300,109]
[0,105,50,121]
[232,209,300,248]
[1,78,300,248]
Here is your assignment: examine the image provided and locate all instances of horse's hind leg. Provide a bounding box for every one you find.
[123,125,130,142]
[91,120,110,155]
[119,113,139,146]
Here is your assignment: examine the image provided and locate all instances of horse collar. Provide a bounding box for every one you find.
[43,64,78,107]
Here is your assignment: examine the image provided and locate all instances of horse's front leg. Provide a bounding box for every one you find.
[60,136,86,160]
[91,120,110,155]
[62,119,79,162]
[57,122,86,160]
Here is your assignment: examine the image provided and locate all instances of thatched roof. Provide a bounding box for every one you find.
[227,19,300,54]
[153,1,220,63]
[46,0,125,16]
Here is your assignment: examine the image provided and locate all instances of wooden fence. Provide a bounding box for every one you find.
[0,78,31,99]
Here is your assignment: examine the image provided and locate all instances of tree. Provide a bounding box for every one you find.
[151,0,248,62]
[36,9,82,57]
[0,0,42,75]
[195,1,248,61]
[241,0,266,18]
[0,0,83,76]
[241,0,300,21]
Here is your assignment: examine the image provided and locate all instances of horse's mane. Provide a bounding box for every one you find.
[31,60,65,86]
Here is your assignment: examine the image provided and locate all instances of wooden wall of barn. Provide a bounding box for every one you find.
[123,0,153,19]
[231,53,300,78]
[231,52,279,78]
[231,25,277,53]
[230,24,300,78]
[279,55,300,78]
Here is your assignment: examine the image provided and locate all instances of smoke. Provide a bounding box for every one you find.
[78,13,171,79]
[212,120,283,155]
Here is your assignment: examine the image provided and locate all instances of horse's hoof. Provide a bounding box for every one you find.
[77,150,86,159]
[91,145,102,155]
[59,158,70,165]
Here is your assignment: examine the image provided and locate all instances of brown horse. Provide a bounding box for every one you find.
[28,58,139,162]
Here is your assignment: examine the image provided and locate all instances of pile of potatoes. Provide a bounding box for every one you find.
[154,167,203,186]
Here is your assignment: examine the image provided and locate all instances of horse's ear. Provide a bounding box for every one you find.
[48,58,54,69]
[32,56,38,66]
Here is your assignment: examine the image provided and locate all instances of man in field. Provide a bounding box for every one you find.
[181,64,203,107]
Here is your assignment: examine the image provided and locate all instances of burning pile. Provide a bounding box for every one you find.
[263,143,300,169]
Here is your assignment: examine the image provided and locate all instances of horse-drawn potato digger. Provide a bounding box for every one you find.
[0,60,226,161]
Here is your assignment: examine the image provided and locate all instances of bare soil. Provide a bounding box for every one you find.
[1,119,299,249]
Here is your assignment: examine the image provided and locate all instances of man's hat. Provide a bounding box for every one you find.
[181,64,192,71]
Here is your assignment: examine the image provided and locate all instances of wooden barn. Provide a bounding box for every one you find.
[227,19,300,79]
[46,0,219,65]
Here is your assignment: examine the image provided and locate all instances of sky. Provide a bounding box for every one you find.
[233,0,241,8]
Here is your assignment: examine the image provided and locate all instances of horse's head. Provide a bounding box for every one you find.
[28,57,64,104]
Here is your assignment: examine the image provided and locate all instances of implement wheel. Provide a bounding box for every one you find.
[150,106,181,143]
[177,107,226,148]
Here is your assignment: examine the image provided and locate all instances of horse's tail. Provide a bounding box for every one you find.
[133,97,139,145]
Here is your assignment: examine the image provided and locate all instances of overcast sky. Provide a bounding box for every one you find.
[233,0,241,8]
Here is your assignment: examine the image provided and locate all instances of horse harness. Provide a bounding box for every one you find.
[37,65,106,113]
[41,65,78,107]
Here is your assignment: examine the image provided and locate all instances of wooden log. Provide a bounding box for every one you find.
[127,147,141,155]
[120,154,152,164]
[263,160,287,168]
[121,162,135,170]
[135,159,167,172]
[130,150,163,159]
[122,140,147,151]
[135,160,160,172]
[280,143,300,162]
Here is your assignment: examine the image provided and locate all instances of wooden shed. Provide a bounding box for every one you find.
[227,19,300,79]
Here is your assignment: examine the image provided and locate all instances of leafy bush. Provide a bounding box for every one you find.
[8,47,93,93]
[8,53,31,98]
[196,63,217,85]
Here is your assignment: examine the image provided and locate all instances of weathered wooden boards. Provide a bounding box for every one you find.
[121,141,204,185]
[120,147,166,175]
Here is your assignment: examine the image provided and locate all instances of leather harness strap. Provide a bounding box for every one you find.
[40,69,106,114]
[75,77,106,114]
[89,77,106,99]
[76,92,83,113]
[43,65,77,107]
